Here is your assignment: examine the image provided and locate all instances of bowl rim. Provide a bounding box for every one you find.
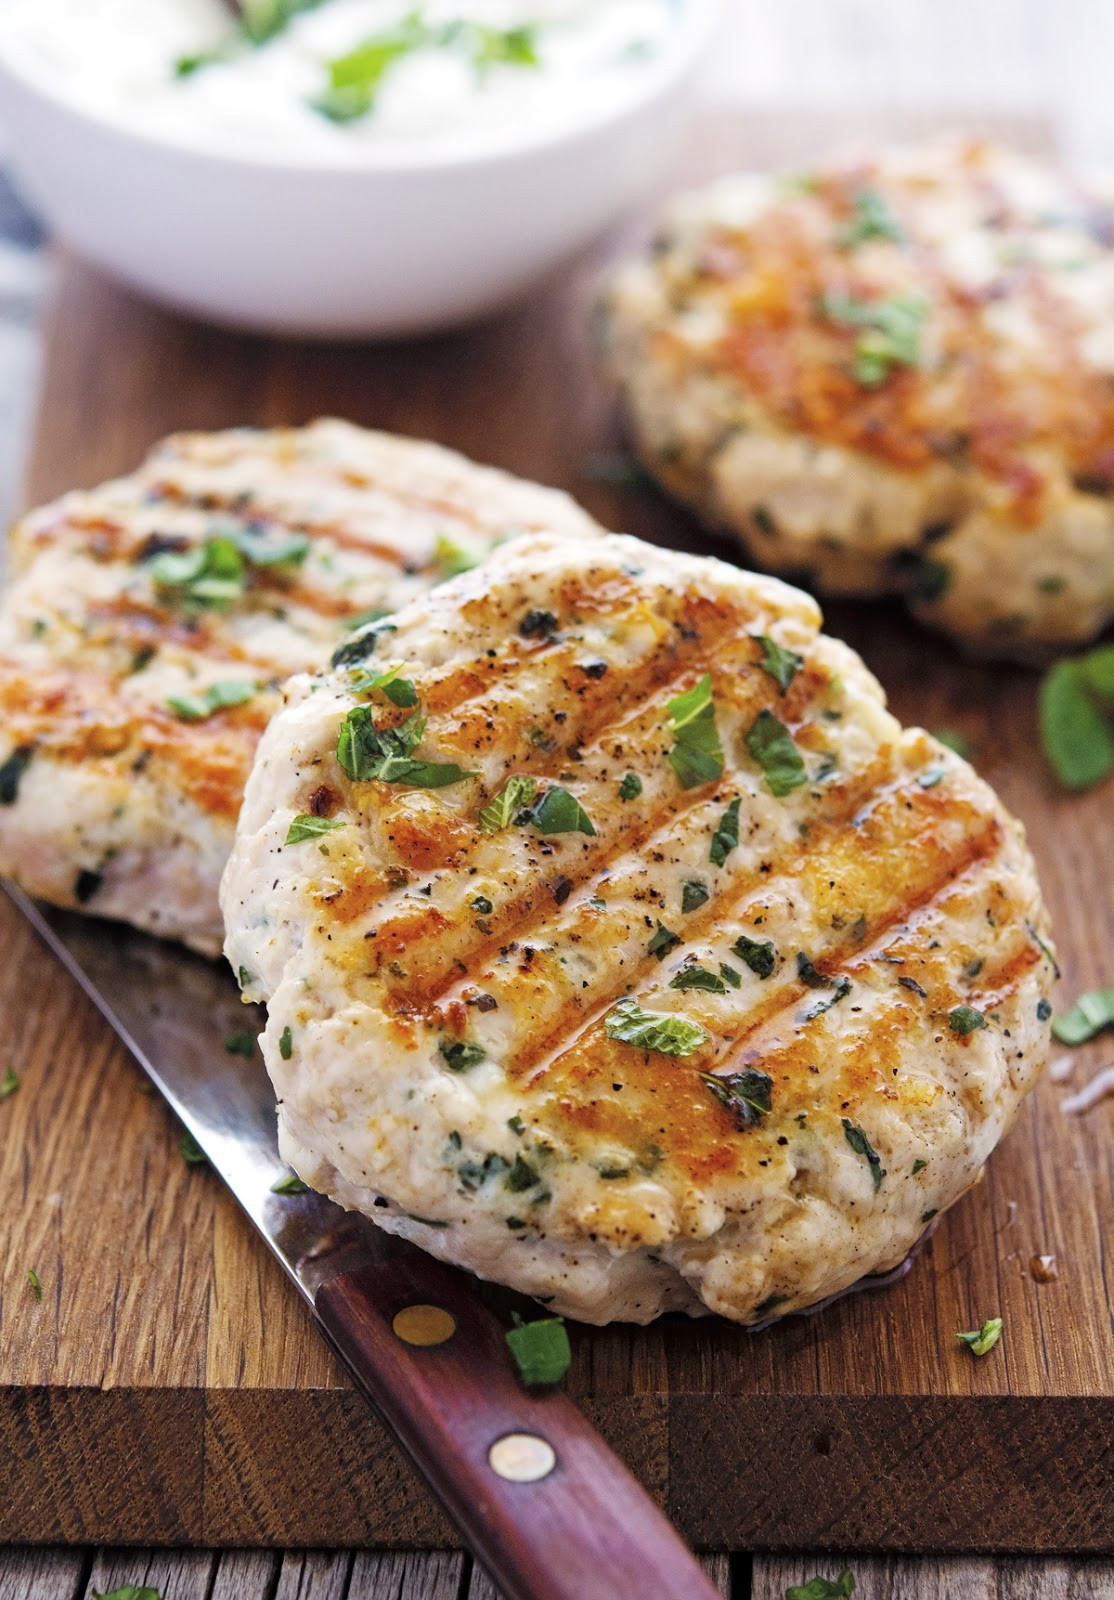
[0,0,724,175]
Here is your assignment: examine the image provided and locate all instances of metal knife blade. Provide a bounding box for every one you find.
[5,880,725,1600]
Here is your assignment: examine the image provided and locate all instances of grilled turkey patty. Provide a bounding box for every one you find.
[600,138,1114,656]
[222,530,1055,1325]
[0,420,601,953]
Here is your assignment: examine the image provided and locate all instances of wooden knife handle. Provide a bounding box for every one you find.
[315,1252,721,1600]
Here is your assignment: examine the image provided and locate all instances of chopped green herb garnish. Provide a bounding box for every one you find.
[237,966,253,991]
[530,786,596,836]
[0,1066,19,1101]
[331,615,397,669]
[1027,920,1061,980]
[1037,997,1052,1021]
[504,1156,540,1193]
[166,679,257,722]
[709,797,741,868]
[407,1214,451,1228]
[744,709,807,796]
[348,662,420,707]
[440,1039,486,1072]
[666,674,725,789]
[796,951,829,988]
[719,963,742,989]
[27,1267,42,1301]
[957,1317,1003,1357]
[681,879,709,915]
[0,745,32,805]
[336,703,475,788]
[912,1158,928,1174]
[431,533,479,579]
[278,1026,294,1061]
[312,11,432,122]
[732,933,777,979]
[754,634,803,693]
[798,977,851,1021]
[507,1115,525,1135]
[1052,986,1114,1044]
[618,772,642,801]
[647,921,681,961]
[178,1130,208,1167]
[842,1119,885,1190]
[837,185,903,248]
[1040,646,1114,791]
[669,962,727,994]
[478,776,537,834]
[270,1172,310,1196]
[91,1586,161,1600]
[506,1313,571,1386]
[821,290,927,385]
[148,536,247,609]
[226,524,311,568]
[286,813,346,845]
[224,1030,256,1059]
[471,894,494,915]
[785,1570,856,1600]
[700,1067,773,1127]
[519,609,559,639]
[948,1005,987,1036]
[605,997,710,1057]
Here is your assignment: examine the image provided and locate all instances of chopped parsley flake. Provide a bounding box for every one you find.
[1052,986,1114,1045]
[605,997,710,1057]
[0,1065,19,1101]
[0,745,32,805]
[504,1156,540,1193]
[754,634,803,693]
[957,1317,1003,1358]
[842,1119,885,1190]
[912,1158,928,1175]
[719,963,742,989]
[732,933,777,979]
[478,776,537,833]
[1040,645,1114,791]
[224,1030,256,1059]
[27,1267,42,1301]
[147,536,247,609]
[666,674,725,789]
[700,1068,773,1127]
[270,1171,309,1195]
[785,1570,856,1600]
[647,921,681,961]
[286,813,346,845]
[166,679,257,722]
[948,1005,987,1036]
[530,786,596,836]
[821,290,928,386]
[709,797,741,867]
[440,1039,486,1072]
[681,879,709,914]
[669,962,727,995]
[618,772,643,801]
[744,709,807,796]
[279,1026,293,1061]
[506,1313,571,1386]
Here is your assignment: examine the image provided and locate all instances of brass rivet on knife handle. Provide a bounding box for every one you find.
[392,1303,456,1346]
[314,1254,725,1600]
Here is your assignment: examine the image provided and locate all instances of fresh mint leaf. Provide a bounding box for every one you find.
[667,674,725,789]
[709,797,741,867]
[755,634,803,693]
[957,1317,1003,1357]
[605,997,710,1057]
[669,962,727,994]
[479,776,537,834]
[348,662,419,707]
[647,921,681,961]
[331,616,397,669]
[286,813,345,845]
[166,679,257,722]
[148,536,246,609]
[700,1067,773,1127]
[744,710,807,796]
[531,786,596,836]
[681,879,709,914]
[1040,654,1114,791]
[842,1119,885,1190]
[1052,986,1114,1044]
[506,1313,570,1386]
[732,933,777,979]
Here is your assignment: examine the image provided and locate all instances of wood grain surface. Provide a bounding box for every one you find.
[1,110,1112,1554]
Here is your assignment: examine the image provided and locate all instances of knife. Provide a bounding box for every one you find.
[6,883,722,1600]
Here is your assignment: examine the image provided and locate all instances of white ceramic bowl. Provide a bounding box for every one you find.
[0,4,720,337]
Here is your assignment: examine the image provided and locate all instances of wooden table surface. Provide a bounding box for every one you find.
[2,22,1114,1597]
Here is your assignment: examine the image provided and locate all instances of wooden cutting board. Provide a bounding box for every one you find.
[2,110,1112,1556]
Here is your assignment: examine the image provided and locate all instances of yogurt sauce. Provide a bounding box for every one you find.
[0,0,682,161]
